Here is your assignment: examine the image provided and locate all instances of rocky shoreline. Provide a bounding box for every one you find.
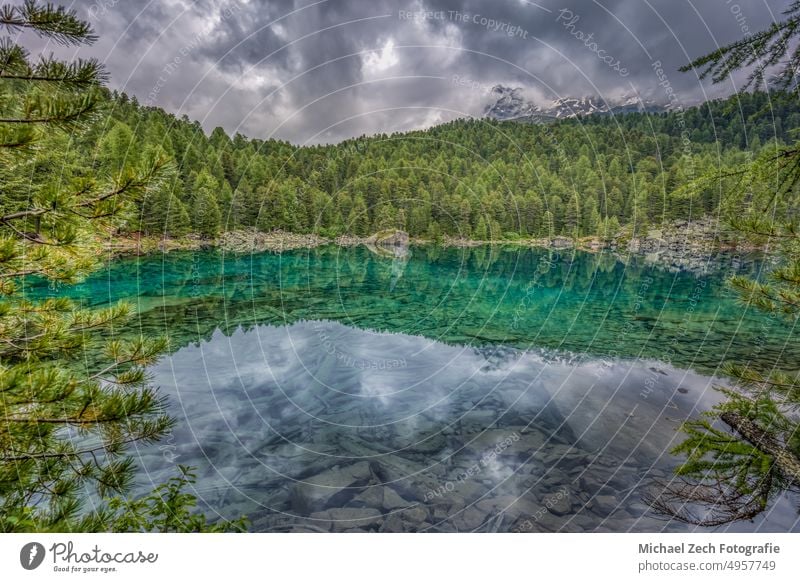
[104,219,764,266]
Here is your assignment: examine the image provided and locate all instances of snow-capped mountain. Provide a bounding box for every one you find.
[483,86,543,120]
[483,85,668,122]
[546,96,611,118]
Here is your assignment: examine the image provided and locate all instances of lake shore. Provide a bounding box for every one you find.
[101,218,764,260]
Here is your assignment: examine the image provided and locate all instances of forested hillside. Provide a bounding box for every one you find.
[67,90,800,240]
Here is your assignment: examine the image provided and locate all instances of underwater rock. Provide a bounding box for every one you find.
[348,486,384,509]
[398,505,428,524]
[380,513,406,532]
[310,507,383,532]
[383,487,413,510]
[452,506,486,531]
[592,494,619,515]
[542,491,573,516]
[290,461,373,513]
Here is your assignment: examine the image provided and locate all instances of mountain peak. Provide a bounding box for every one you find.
[483,85,541,121]
[483,85,668,121]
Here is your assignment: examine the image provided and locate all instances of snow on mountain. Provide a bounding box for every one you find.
[483,85,668,122]
[483,86,542,121]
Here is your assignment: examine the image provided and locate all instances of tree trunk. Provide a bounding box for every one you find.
[721,411,800,486]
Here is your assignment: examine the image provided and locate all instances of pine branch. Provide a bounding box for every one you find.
[0,136,35,149]
[645,474,772,526]
[0,208,48,222]
[679,1,800,90]
[0,37,28,75]
[0,1,97,45]
[3,416,129,424]
[2,435,155,461]
[0,57,107,87]
[721,411,800,486]
[0,96,98,124]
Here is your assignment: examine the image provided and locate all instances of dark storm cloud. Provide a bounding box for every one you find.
[46,0,793,143]
[194,0,294,71]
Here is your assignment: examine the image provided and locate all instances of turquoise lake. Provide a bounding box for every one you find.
[26,245,800,532]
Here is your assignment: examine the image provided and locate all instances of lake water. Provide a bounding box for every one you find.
[28,245,800,532]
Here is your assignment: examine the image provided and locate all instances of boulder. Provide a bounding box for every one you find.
[347,485,413,511]
[592,494,619,515]
[475,495,540,521]
[364,229,410,259]
[398,505,428,524]
[379,505,430,532]
[543,491,573,516]
[366,456,441,499]
[452,506,487,531]
[381,513,406,532]
[348,486,384,509]
[290,461,372,513]
[309,507,383,532]
[367,229,410,247]
[550,236,574,249]
[383,487,413,510]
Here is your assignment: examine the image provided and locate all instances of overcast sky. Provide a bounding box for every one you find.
[29,0,792,144]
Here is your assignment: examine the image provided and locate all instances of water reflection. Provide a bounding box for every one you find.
[133,321,796,532]
[26,245,790,375]
[27,245,799,531]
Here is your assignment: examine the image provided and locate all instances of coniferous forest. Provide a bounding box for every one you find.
[67,89,800,240]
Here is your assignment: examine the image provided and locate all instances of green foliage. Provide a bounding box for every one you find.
[0,1,97,45]
[679,1,800,91]
[137,186,191,236]
[191,183,221,237]
[650,6,800,526]
[0,1,236,533]
[54,85,800,240]
[99,466,246,532]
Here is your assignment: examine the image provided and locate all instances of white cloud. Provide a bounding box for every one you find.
[362,38,400,76]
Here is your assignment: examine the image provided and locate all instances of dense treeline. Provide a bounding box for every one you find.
[75,90,800,240]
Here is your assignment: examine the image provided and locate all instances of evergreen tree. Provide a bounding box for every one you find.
[564,193,581,237]
[541,210,555,239]
[474,216,488,241]
[374,202,399,231]
[648,5,800,525]
[32,78,800,241]
[192,185,221,237]
[0,1,234,532]
[347,195,369,236]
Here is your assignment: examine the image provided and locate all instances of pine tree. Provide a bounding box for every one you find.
[648,6,800,526]
[373,202,398,231]
[541,210,555,239]
[0,1,234,532]
[582,204,601,237]
[139,186,190,236]
[564,193,581,237]
[347,195,369,236]
[474,216,488,241]
[192,185,221,237]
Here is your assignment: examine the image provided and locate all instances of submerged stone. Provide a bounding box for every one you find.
[290,461,373,513]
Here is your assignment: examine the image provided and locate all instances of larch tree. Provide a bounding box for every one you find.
[647,1,800,525]
[0,1,239,532]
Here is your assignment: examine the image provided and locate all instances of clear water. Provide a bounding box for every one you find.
[26,245,800,532]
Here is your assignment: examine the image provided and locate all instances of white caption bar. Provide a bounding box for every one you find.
[1,533,798,581]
